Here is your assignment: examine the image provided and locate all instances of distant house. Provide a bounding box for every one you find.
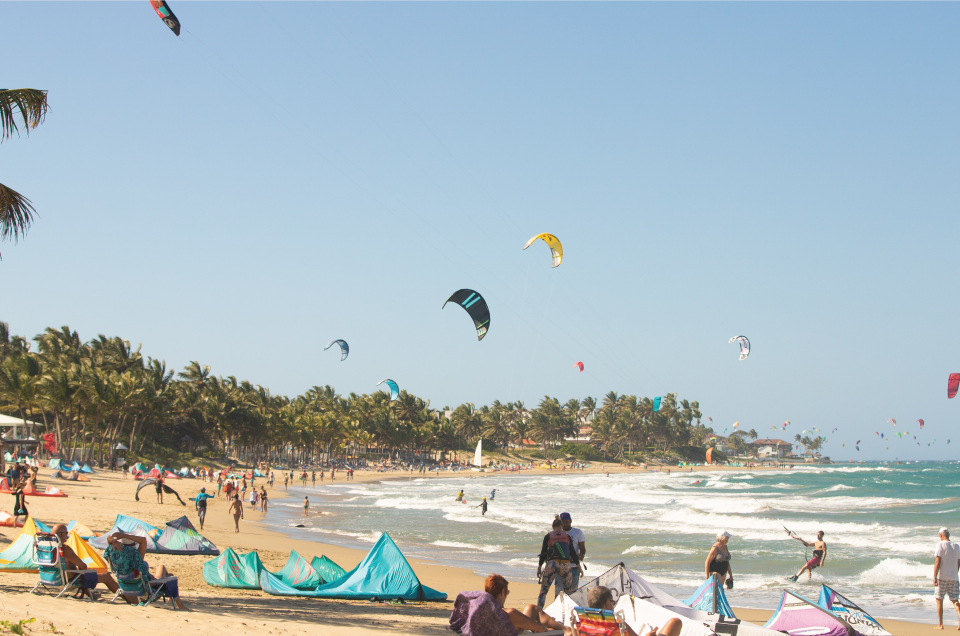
[704,435,731,452]
[749,438,794,458]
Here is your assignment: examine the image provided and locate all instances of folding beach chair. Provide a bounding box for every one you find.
[109,570,178,608]
[570,607,628,636]
[28,533,89,599]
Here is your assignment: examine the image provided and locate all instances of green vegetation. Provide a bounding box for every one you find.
[0,89,48,256]
[0,323,719,467]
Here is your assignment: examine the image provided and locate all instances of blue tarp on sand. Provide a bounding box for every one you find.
[259,532,446,601]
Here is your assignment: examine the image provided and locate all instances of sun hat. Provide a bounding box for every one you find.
[717,531,732,539]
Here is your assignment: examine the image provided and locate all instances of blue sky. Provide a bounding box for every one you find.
[3,2,959,460]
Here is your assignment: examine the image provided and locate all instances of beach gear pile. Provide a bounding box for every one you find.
[543,563,891,636]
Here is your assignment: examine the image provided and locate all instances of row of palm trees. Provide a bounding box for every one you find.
[0,323,715,466]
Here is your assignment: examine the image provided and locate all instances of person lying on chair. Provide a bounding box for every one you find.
[104,531,186,609]
[50,525,120,602]
[585,587,681,636]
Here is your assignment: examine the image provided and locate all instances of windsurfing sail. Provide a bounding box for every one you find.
[817,585,891,636]
[473,439,483,467]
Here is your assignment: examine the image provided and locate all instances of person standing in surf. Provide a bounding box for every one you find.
[787,530,827,582]
[934,527,960,629]
[557,512,587,597]
[475,497,488,516]
[705,531,734,589]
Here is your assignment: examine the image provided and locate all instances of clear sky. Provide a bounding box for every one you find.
[3,2,959,460]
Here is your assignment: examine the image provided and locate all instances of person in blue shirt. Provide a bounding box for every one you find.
[195,487,214,530]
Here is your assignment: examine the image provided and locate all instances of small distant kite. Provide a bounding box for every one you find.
[653,396,662,412]
[733,421,739,429]
[443,289,490,341]
[149,0,181,36]
[574,361,584,372]
[523,233,563,268]
[376,379,399,401]
[888,418,897,426]
[728,336,750,361]
[324,339,349,361]
[950,374,960,399]
[949,439,952,444]
[918,419,924,429]
[770,426,777,430]
[831,428,838,433]
[706,417,713,424]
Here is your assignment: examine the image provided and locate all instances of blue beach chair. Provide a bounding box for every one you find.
[28,533,91,599]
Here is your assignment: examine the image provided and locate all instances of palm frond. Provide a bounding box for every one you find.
[0,89,49,141]
[0,183,37,254]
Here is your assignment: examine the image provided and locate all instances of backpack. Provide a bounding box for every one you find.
[546,529,573,561]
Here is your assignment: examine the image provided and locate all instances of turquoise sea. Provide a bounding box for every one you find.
[268,462,958,623]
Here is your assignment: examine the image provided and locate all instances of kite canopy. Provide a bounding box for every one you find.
[149,0,181,36]
[65,530,108,573]
[523,233,563,267]
[652,396,661,413]
[310,555,347,584]
[324,339,349,361]
[0,517,49,572]
[950,374,960,399]
[259,532,446,600]
[155,524,219,555]
[275,550,321,590]
[203,548,266,589]
[88,515,161,552]
[705,448,713,464]
[546,563,780,636]
[817,585,891,636]
[683,575,735,618]
[728,336,750,360]
[574,361,584,372]
[918,419,924,429]
[764,590,854,636]
[443,289,490,341]
[376,379,399,402]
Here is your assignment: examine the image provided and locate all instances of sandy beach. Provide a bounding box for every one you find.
[0,466,935,635]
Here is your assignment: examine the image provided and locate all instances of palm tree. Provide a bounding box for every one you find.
[1,89,49,254]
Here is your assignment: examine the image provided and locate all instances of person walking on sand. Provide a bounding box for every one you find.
[11,478,28,524]
[228,493,243,532]
[311,471,316,487]
[260,486,268,512]
[935,527,960,629]
[216,475,223,497]
[787,530,827,583]
[195,487,214,530]
[705,531,734,589]
[284,474,288,490]
[155,475,164,504]
[304,496,310,516]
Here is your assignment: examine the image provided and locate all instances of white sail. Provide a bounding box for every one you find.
[473,439,483,467]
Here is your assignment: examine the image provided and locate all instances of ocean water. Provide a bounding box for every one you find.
[266,463,959,623]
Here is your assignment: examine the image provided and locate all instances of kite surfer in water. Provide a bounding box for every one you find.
[785,528,827,582]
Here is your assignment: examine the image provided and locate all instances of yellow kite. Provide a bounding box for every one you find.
[523,233,563,267]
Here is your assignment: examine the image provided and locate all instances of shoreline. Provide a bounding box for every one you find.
[0,466,938,635]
